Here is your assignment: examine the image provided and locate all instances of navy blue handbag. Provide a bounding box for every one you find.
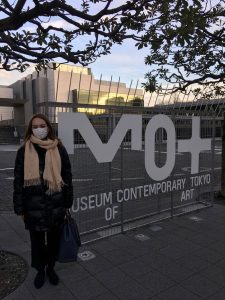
[57,209,81,263]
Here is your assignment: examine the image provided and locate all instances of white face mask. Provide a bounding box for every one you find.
[32,127,48,140]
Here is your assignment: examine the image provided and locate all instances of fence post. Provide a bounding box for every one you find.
[221,111,225,196]
[120,111,124,234]
[157,124,162,213]
[170,110,174,218]
[197,115,202,203]
[210,114,215,204]
[108,109,112,230]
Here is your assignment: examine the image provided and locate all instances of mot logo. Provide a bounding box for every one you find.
[58,113,211,181]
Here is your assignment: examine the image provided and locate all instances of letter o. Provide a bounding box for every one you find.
[105,207,112,221]
[145,115,176,181]
[124,189,130,201]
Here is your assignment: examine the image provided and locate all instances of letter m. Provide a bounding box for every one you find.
[58,112,142,162]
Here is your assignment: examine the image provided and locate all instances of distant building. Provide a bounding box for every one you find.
[0,63,143,126]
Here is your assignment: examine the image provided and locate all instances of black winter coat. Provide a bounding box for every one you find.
[13,142,73,231]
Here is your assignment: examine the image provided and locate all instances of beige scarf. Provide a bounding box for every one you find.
[24,135,64,194]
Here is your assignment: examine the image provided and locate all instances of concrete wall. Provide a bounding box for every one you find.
[0,86,13,99]
[0,87,14,121]
[47,69,55,101]
[14,105,25,126]
[24,75,34,124]
[10,80,23,99]
[32,77,48,103]
[52,70,143,103]
[0,107,13,120]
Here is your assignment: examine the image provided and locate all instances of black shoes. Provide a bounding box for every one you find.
[34,269,45,289]
[33,267,59,288]
[46,267,59,285]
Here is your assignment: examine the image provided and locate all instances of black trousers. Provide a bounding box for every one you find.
[29,227,61,272]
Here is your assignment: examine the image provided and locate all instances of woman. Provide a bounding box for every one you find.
[13,113,73,289]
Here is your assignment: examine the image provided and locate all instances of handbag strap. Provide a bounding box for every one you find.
[65,208,71,218]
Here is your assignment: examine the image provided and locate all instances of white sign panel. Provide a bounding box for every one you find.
[58,112,211,181]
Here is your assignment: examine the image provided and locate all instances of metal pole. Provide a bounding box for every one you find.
[126,80,133,105]
[115,77,120,106]
[214,98,223,116]
[142,89,146,102]
[221,111,225,196]
[77,71,82,105]
[147,91,153,107]
[197,115,202,202]
[178,92,186,110]
[154,87,161,107]
[189,87,200,113]
[108,108,113,230]
[204,92,212,112]
[87,74,93,105]
[170,111,175,217]
[107,76,113,106]
[161,84,168,106]
[157,126,162,214]
[120,111,124,234]
[133,80,139,100]
[199,86,208,112]
[67,70,73,103]
[55,67,60,102]
[172,90,181,112]
[217,105,224,118]
[210,114,215,205]
[209,97,217,114]
[166,86,175,109]
[185,90,192,104]
[194,98,201,113]
[96,74,102,106]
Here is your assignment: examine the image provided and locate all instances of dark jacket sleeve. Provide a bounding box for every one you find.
[13,146,25,215]
[60,144,74,208]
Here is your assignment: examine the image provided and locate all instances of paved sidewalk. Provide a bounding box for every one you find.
[2,205,225,300]
[0,145,20,152]
[1,144,225,299]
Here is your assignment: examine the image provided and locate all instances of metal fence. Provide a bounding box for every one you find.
[0,80,223,244]
[52,106,219,244]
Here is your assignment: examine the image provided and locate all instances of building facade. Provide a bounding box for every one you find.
[2,63,143,126]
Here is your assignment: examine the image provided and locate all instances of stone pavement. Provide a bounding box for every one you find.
[2,144,225,300]
[2,205,225,300]
[0,145,20,212]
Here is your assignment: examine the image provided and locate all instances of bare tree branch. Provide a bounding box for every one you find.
[0,0,150,71]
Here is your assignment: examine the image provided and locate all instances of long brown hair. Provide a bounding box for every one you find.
[23,113,61,144]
